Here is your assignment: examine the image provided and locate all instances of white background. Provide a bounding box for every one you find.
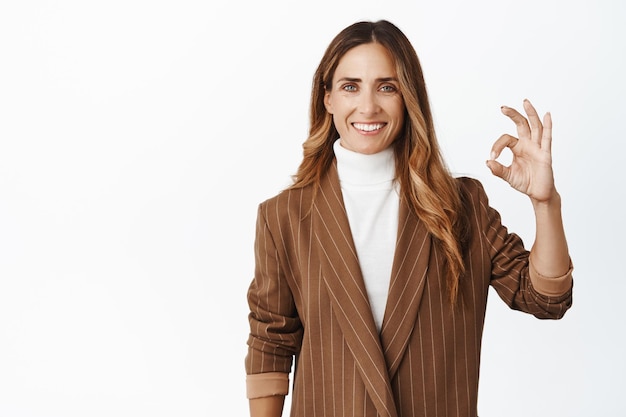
[1,1,624,416]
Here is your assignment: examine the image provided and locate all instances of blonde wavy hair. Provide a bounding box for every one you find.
[291,20,469,304]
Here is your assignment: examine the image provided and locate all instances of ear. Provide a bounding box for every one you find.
[324,89,333,114]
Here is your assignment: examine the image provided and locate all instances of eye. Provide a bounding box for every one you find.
[341,84,357,92]
[379,84,397,93]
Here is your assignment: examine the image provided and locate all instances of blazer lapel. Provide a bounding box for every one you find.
[312,162,398,417]
[380,196,431,378]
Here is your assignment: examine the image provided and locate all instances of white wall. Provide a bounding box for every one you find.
[0,1,623,416]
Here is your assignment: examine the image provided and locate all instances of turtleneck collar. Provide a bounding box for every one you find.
[333,139,396,186]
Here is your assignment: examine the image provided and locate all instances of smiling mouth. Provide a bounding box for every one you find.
[352,122,386,132]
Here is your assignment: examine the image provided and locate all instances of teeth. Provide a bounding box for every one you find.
[353,123,385,132]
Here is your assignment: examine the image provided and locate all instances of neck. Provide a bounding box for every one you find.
[333,140,395,186]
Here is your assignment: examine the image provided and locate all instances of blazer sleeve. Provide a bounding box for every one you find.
[468,178,573,319]
[245,202,303,394]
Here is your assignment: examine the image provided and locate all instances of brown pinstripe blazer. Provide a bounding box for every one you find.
[246,162,572,417]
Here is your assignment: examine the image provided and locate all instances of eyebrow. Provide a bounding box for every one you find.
[335,77,399,84]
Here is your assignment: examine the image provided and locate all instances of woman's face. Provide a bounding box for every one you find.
[324,42,405,155]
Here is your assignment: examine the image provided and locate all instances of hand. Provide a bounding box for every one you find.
[486,99,557,203]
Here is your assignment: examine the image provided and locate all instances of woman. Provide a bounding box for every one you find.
[245,20,572,417]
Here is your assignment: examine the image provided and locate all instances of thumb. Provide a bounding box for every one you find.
[485,159,507,180]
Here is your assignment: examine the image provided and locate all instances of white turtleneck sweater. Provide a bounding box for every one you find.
[333,139,399,332]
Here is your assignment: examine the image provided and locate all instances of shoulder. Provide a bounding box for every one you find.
[454,176,496,228]
[254,184,316,252]
[455,176,489,203]
[257,184,315,224]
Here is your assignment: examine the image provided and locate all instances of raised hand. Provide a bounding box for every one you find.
[486,99,557,203]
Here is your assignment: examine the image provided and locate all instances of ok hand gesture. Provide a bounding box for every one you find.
[486,99,557,203]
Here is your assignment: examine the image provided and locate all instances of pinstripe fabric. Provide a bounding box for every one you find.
[246,162,572,417]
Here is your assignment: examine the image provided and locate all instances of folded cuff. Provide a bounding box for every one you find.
[529,260,574,296]
[246,372,290,399]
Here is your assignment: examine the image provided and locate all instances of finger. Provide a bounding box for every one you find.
[501,105,530,140]
[523,99,543,145]
[489,133,518,160]
[485,158,509,181]
[541,111,553,152]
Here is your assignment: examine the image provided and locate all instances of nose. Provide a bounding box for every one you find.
[358,88,381,115]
